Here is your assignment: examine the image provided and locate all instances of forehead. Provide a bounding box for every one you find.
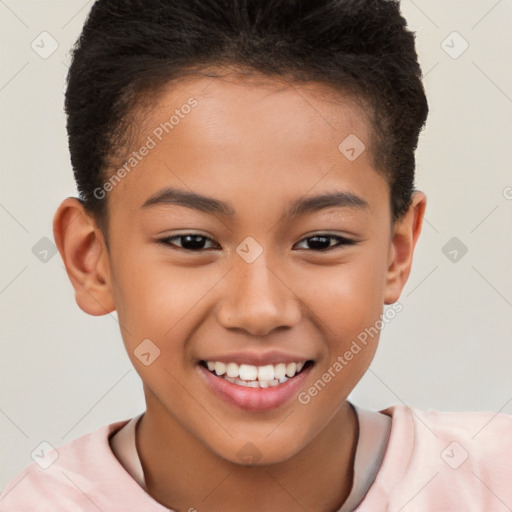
[143,70,374,150]
[107,70,385,220]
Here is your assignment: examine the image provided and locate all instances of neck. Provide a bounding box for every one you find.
[137,394,359,512]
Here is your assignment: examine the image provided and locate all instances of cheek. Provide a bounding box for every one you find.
[110,258,206,403]
[298,250,387,339]
[293,247,387,402]
[112,248,216,341]
[296,263,384,413]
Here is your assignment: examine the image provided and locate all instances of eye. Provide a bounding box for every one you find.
[293,234,358,251]
[158,233,358,252]
[158,233,220,251]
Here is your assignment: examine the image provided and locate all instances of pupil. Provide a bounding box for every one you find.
[183,235,205,250]
[308,236,330,249]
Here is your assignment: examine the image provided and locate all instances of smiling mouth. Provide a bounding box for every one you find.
[199,360,315,388]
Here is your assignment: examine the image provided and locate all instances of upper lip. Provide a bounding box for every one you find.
[199,350,313,367]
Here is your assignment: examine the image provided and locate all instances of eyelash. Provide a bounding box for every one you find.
[157,233,358,252]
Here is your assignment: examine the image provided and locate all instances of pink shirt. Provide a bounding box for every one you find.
[1,403,511,511]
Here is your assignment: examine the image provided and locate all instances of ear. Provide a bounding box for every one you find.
[384,191,427,304]
[52,197,115,316]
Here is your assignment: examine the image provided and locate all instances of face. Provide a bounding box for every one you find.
[97,73,398,464]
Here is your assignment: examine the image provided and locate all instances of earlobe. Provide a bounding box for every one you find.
[53,197,115,316]
[384,191,427,304]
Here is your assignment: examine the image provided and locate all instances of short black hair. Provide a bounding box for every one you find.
[65,0,428,237]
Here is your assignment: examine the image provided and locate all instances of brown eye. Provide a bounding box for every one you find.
[294,235,357,251]
[158,234,220,251]
[158,233,358,253]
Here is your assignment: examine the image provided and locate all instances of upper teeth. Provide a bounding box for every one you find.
[206,361,305,381]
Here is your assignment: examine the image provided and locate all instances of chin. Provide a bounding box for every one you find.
[208,429,310,467]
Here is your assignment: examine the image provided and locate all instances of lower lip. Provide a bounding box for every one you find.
[198,363,314,412]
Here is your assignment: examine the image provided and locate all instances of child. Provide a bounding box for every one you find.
[1,0,511,510]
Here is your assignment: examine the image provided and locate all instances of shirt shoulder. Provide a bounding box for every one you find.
[356,404,512,511]
[0,418,171,511]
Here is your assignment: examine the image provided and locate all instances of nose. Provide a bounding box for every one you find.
[216,253,302,337]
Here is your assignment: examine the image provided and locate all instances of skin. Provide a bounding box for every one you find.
[53,70,426,512]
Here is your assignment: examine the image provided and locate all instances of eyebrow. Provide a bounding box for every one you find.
[141,186,368,218]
